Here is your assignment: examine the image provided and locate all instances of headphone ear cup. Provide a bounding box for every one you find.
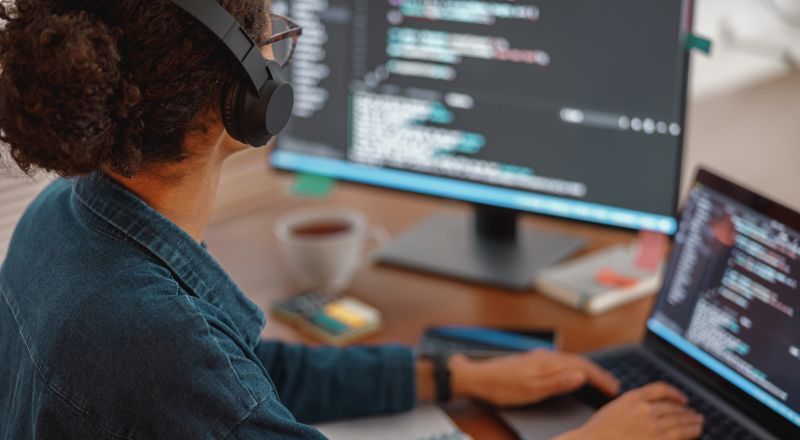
[238,79,294,147]
[221,81,246,144]
[262,81,294,138]
[221,65,294,147]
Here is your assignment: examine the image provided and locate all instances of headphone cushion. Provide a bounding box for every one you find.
[221,81,245,143]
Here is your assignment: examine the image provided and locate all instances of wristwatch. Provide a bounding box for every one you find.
[433,353,452,403]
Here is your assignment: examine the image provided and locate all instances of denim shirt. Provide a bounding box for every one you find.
[0,174,415,439]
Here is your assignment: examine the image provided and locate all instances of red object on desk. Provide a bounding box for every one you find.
[595,267,640,288]
[635,231,669,272]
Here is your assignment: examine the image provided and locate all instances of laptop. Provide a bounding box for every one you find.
[500,168,800,440]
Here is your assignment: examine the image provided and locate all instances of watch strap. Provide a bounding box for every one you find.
[433,354,452,403]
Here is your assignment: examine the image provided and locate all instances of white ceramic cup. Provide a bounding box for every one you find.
[275,208,389,291]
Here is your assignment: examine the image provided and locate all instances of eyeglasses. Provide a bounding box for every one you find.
[258,14,302,67]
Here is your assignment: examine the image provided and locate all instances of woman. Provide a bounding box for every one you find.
[0,1,703,438]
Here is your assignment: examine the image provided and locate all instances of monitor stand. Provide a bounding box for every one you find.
[378,204,586,290]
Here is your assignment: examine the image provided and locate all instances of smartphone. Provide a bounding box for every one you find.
[419,326,559,359]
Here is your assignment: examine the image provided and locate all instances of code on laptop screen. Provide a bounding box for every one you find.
[650,183,800,426]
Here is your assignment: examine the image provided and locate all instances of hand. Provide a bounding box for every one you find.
[449,350,620,407]
[557,382,704,440]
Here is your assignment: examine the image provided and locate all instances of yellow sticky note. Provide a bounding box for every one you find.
[325,302,366,328]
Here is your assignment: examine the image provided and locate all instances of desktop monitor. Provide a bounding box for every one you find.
[271,0,693,289]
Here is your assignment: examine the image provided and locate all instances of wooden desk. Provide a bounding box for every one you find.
[205,150,651,439]
[205,72,800,439]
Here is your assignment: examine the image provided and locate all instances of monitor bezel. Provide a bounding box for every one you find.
[644,167,800,438]
[271,0,694,235]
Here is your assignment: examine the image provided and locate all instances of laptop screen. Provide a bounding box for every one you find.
[647,176,800,428]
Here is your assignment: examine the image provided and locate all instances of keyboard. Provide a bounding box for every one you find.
[579,350,758,440]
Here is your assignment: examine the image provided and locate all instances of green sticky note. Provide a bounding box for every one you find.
[311,312,349,336]
[687,34,713,55]
[291,173,335,198]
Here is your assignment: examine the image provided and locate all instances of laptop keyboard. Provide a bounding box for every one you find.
[586,351,758,440]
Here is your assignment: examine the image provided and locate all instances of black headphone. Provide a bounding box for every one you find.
[171,0,294,147]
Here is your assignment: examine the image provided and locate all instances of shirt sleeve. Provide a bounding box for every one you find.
[254,342,416,423]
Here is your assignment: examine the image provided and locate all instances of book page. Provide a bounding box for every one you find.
[314,404,470,440]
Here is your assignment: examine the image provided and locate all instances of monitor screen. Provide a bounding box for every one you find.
[271,0,691,234]
[648,181,800,427]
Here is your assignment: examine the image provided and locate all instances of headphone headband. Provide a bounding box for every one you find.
[169,0,294,146]
[171,0,270,93]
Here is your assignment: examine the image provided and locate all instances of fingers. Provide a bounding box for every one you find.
[650,402,693,418]
[662,423,703,440]
[562,355,621,396]
[535,369,588,396]
[660,411,704,440]
[637,382,689,405]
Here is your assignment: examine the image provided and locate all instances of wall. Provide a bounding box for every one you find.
[691,0,800,98]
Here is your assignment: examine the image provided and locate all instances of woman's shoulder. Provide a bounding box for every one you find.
[3,177,168,295]
[3,271,270,440]
[1,177,201,374]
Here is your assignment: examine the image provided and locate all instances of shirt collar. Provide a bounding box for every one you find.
[72,173,265,348]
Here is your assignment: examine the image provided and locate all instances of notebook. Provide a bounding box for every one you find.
[534,244,663,315]
[313,404,471,440]
[271,291,382,345]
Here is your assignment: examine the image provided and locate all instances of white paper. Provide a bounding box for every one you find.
[314,404,470,440]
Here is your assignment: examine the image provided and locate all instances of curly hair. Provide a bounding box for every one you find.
[0,0,269,177]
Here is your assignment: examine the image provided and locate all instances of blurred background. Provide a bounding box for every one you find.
[683,0,800,213]
[692,0,800,97]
